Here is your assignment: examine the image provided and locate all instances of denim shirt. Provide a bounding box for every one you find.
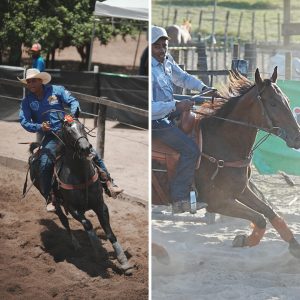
[19,84,80,134]
[152,54,207,120]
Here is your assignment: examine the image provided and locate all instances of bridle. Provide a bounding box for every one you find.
[196,83,285,180]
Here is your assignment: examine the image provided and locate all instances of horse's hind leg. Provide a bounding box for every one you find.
[55,205,80,250]
[239,186,300,258]
[94,202,133,274]
[68,207,101,258]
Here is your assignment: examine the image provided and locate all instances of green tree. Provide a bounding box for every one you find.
[0,0,142,69]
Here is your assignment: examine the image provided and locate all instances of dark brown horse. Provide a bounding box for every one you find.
[195,67,300,258]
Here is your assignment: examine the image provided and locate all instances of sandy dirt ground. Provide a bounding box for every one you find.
[0,120,149,299]
[152,170,300,300]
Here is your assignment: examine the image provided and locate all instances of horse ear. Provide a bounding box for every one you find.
[255,68,263,88]
[270,66,278,83]
[74,107,80,118]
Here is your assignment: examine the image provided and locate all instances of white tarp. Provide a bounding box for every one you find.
[94,0,148,21]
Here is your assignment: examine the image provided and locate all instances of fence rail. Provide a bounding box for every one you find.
[0,77,148,157]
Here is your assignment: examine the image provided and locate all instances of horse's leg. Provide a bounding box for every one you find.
[94,201,133,274]
[238,186,300,258]
[68,207,102,258]
[54,205,80,250]
[209,195,268,247]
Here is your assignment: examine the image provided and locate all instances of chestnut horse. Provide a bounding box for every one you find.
[195,67,300,258]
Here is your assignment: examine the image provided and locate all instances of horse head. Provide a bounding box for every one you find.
[61,109,93,159]
[182,19,192,33]
[255,67,300,148]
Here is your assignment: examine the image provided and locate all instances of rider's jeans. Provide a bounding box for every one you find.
[39,135,60,200]
[38,134,110,200]
[152,118,200,202]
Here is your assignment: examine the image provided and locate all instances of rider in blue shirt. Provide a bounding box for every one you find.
[19,69,123,211]
[152,26,218,214]
[30,43,45,72]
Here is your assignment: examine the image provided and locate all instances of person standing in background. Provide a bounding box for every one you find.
[30,43,45,72]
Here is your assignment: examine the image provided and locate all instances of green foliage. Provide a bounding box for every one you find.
[0,0,143,67]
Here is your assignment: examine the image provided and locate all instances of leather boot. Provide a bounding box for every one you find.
[98,168,123,199]
[106,179,124,199]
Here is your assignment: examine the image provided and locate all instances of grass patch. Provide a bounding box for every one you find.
[156,0,279,10]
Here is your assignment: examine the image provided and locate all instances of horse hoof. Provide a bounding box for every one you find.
[289,239,300,259]
[121,262,134,275]
[232,235,247,247]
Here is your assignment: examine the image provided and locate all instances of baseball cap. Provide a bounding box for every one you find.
[31,43,42,52]
[151,26,170,44]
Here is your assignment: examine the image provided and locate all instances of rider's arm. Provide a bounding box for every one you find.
[58,86,80,115]
[19,100,43,133]
[169,55,208,91]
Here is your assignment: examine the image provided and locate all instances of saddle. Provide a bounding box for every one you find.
[152,111,203,205]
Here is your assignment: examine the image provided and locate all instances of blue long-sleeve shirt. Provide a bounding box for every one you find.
[152,54,207,120]
[19,84,80,134]
[32,56,45,72]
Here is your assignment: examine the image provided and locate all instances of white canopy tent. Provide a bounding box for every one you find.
[88,0,149,70]
[94,0,148,21]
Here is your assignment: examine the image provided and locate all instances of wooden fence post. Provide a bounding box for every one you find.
[198,10,203,39]
[264,13,267,42]
[232,44,239,60]
[285,52,292,80]
[173,8,178,24]
[251,12,255,42]
[196,42,209,85]
[224,11,230,69]
[237,12,243,41]
[277,13,281,43]
[244,43,257,75]
[96,104,107,159]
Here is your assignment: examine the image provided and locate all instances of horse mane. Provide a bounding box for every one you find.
[199,72,255,123]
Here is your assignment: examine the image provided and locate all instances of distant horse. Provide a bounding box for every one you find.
[28,109,133,274]
[166,20,192,45]
[152,67,300,258]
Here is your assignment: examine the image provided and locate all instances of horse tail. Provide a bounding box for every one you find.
[29,142,41,154]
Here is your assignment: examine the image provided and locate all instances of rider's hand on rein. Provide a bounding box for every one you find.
[42,121,51,132]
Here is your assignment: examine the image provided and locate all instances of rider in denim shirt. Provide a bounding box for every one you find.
[19,69,123,211]
[152,26,218,213]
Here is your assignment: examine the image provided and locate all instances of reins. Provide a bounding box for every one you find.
[194,84,282,180]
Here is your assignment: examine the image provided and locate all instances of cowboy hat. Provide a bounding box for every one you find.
[18,68,51,85]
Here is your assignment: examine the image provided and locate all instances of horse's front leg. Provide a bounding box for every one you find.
[68,206,102,258]
[54,204,80,250]
[94,201,133,275]
[208,192,268,247]
[239,186,300,258]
